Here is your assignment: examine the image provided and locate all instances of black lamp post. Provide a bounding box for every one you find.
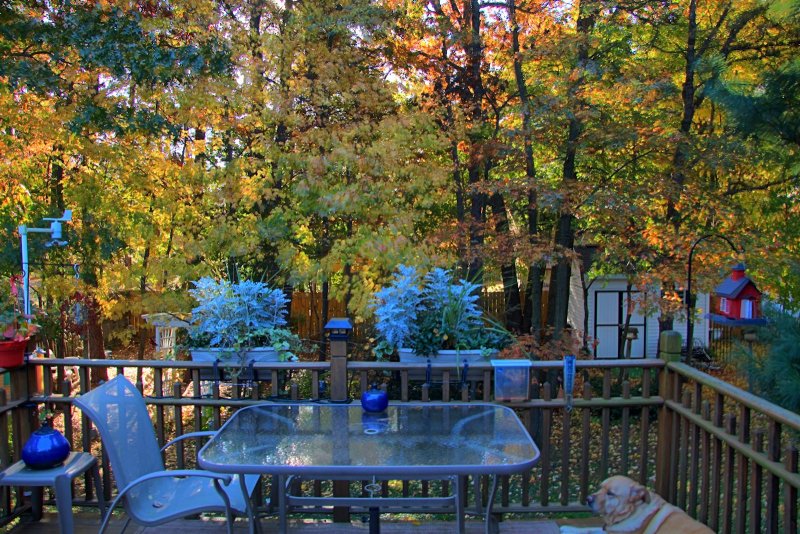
[686,234,740,358]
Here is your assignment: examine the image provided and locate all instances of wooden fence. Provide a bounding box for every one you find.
[288,290,516,342]
[1,356,798,532]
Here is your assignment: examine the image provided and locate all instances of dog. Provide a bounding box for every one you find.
[585,475,714,533]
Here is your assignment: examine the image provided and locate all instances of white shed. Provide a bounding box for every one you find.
[581,275,710,359]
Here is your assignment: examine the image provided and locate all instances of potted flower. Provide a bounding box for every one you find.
[0,275,38,368]
[185,277,301,366]
[371,265,512,365]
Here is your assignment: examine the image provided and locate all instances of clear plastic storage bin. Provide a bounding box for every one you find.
[491,360,533,401]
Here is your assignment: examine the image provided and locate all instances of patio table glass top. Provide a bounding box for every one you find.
[198,403,540,477]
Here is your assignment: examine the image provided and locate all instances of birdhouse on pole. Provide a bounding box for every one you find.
[708,264,766,326]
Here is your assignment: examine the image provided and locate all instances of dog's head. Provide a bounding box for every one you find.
[586,476,651,526]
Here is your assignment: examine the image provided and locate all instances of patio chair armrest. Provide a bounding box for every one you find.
[161,431,217,452]
[119,469,234,494]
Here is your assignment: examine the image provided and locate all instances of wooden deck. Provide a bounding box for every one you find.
[3,511,604,533]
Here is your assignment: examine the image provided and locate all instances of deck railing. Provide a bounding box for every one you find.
[656,362,800,533]
[1,356,798,533]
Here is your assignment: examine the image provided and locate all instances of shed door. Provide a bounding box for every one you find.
[594,290,647,359]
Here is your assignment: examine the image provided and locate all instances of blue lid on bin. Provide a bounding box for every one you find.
[491,360,532,368]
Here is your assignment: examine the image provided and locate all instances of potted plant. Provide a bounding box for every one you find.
[0,276,38,368]
[186,277,301,366]
[371,265,512,365]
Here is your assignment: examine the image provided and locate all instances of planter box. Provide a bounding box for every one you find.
[190,347,281,384]
[190,347,279,364]
[398,348,490,363]
[397,348,493,382]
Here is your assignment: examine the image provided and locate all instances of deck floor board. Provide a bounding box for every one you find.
[2,511,600,533]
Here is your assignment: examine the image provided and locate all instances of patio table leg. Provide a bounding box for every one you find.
[455,475,465,534]
[278,474,288,534]
[369,506,380,534]
[472,475,483,515]
[240,475,260,534]
[484,475,499,534]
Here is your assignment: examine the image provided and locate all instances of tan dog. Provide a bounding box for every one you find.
[587,476,714,533]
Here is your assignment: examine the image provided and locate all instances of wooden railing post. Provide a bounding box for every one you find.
[785,445,798,534]
[325,318,352,403]
[655,331,682,501]
[324,318,353,523]
[655,357,678,499]
[9,366,32,462]
[659,330,682,362]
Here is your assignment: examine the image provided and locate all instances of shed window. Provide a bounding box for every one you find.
[720,298,729,313]
[741,299,753,319]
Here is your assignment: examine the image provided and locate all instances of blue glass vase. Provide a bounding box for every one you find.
[360,385,388,413]
[22,419,70,470]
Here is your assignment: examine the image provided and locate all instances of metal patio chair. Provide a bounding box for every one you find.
[73,375,259,534]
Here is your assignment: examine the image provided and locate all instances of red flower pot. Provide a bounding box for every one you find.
[0,339,28,369]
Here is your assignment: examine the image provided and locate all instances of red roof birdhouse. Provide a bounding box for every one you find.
[709,263,766,326]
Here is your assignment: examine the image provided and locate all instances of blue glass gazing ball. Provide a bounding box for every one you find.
[361,387,388,413]
[22,422,71,470]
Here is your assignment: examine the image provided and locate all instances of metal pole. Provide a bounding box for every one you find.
[686,234,740,358]
[18,225,55,316]
[19,225,30,316]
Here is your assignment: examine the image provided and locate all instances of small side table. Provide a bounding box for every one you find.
[0,451,105,534]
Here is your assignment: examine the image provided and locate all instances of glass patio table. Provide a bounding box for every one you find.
[198,402,540,534]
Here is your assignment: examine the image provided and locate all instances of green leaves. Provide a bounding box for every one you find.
[1,3,229,135]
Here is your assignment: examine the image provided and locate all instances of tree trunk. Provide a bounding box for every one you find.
[582,278,593,354]
[666,0,698,232]
[489,193,522,332]
[525,264,545,340]
[549,0,597,339]
[508,0,543,336]
[549,212,574,337]
[622,282,634,359]
[136,240,151,384]
[48,151,66,213]
[86,295,108,387]
[465,0,487,284]
[320,280,329,362]
[344,217,353,312]
[318,216,331,361]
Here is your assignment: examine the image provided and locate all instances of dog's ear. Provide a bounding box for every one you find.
[631,483,650,504]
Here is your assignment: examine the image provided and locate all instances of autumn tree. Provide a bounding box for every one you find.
[0,0,228,368]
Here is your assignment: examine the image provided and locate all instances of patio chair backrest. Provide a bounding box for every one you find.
[72,375,165,489]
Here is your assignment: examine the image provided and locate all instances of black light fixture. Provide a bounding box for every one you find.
[324,317,353,341]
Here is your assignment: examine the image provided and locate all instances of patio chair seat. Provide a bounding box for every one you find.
[124,472,255,523]
[73,375,259,534]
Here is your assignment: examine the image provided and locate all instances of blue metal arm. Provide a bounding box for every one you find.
[160,431,217,452]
